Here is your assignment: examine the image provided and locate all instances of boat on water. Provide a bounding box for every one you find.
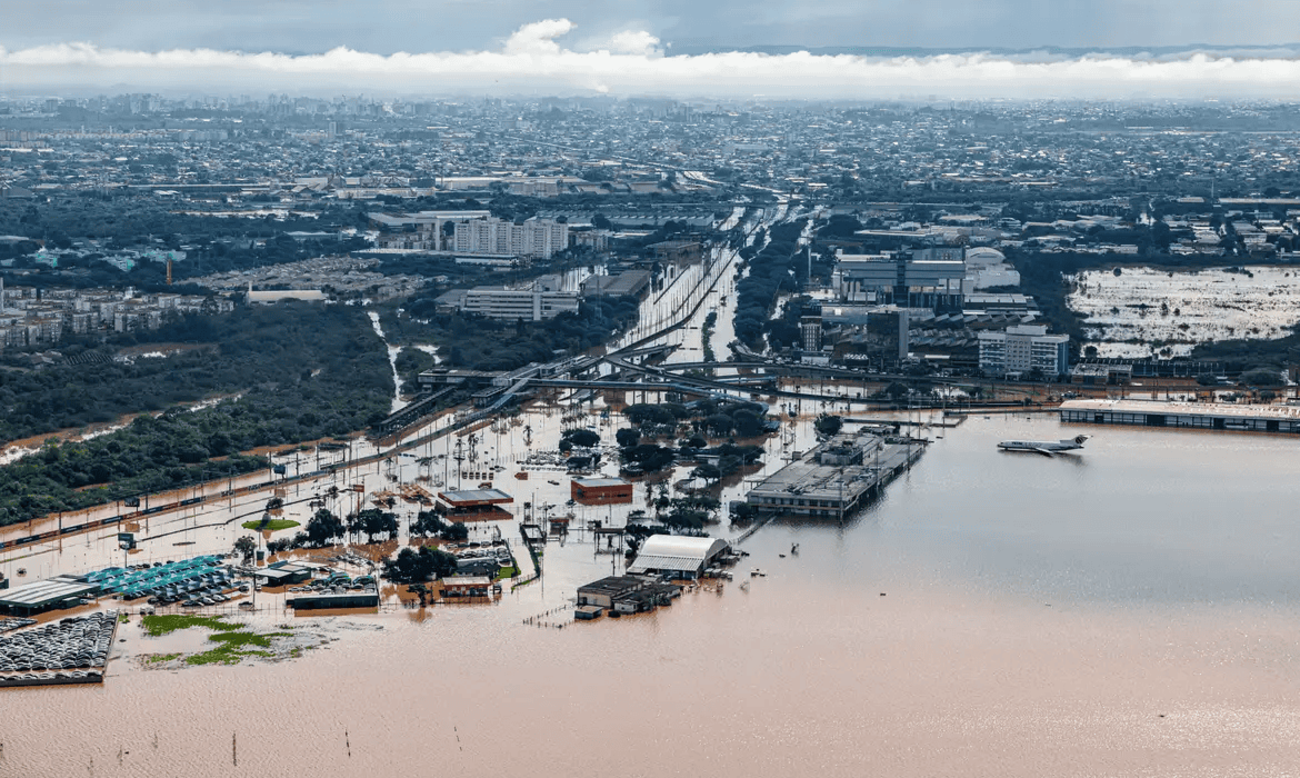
[997,434,1091,457]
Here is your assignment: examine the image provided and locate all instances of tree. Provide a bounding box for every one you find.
[731,409,764,438]
[561,428,601,448]
[440,522,469,542]
[1241,367,1282,386]
[352,508,398,544]
[382,545,458,583]
[306,508,345,547]
[814,415,843,437]
[691,464,722,482]
[622,444,676,472]
[704,413,734,437]
[412,509,447,538]
[233,535,257,563]
[615,428,641,448]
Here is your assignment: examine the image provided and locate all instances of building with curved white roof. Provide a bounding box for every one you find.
[627,535,730,579]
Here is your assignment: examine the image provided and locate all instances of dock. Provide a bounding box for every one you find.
[743,430,925,519]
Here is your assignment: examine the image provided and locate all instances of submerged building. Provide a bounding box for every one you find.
[626,535,731,579]
[1059,399,1300,434]
[745,429,924,519]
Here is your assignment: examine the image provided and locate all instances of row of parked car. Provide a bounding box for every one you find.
[287,574,376,595]
[139,569,249,608]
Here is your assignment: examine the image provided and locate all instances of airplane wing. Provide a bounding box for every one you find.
[1030,447,1055,457]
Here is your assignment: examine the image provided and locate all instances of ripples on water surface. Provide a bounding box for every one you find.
[6,415,1300,777]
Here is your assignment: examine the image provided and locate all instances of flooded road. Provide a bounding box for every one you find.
[6,413,1300,776]
[367,310,407,415]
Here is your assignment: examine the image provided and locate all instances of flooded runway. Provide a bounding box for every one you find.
[5,414,1300,776]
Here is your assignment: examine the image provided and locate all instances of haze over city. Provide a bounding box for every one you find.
[4,0,1300,97]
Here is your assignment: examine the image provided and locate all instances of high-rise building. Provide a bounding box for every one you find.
[369,213,568,259]
[452,217,568,259]
[978,324,1070,378]
[800,315,823,351]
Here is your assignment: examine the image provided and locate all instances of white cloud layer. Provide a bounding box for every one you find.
[3,19,1300,99]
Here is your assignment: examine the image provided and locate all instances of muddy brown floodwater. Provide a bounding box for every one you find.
[4,415,1300,777]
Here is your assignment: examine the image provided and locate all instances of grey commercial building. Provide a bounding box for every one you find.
[0,577,100,616]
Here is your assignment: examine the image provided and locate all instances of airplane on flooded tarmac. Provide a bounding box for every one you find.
[997,434,1091,457]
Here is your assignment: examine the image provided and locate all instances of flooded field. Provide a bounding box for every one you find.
[5,413,1300,776]
[1067,265,1300,358]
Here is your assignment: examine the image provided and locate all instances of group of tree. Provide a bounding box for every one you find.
[620,399,773,440]
[382,545,458,584]
[410,509,469,542]
[385,295,640,373]
[733,219,809,351]
[558,427,600,453]
[0,301,391,445]
[0,192,371,285]
[0,303,392,527]
[660,495,722,530]
[347,508,399,545]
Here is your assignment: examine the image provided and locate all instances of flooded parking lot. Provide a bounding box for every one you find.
[1068,265,1300,358]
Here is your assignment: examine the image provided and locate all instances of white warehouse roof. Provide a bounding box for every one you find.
[628,535,729,576]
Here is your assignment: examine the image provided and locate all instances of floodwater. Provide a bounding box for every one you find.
[1068,266,1300,358]
[366,310,407,414]
[6,414,1300,777]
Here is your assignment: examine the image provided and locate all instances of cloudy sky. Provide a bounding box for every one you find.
[2,0,1299,98]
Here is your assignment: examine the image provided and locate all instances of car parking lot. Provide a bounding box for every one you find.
[0,610,117,687]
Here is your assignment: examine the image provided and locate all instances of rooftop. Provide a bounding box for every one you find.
[438,488,513,505]
[1060,399,1300,420]
[0,577,99,609]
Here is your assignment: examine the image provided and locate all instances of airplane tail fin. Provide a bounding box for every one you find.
[1073,434,1091,445]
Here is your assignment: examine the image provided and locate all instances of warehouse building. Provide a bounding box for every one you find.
[627,535,730,580]
[0,577,100,616]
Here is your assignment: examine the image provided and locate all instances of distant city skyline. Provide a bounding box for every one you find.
[3,1,1300,98]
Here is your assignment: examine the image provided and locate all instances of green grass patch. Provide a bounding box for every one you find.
[141,613,241,637]
[118,613,130,623]
[241,519,301,532]
[140,613,305,666]
[144,653,180,664]
[494,565,518,580]
[185,630,291,666]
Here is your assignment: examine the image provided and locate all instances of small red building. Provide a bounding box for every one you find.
[571,477,634,505]
[436,488,514,521]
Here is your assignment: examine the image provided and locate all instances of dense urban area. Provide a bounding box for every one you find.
[3,92,1300,683]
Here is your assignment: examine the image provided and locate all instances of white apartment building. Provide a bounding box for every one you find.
[372,212,569,259]
[452,217,568,259]
[978,324,1070,377]
[460,287,580,321]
